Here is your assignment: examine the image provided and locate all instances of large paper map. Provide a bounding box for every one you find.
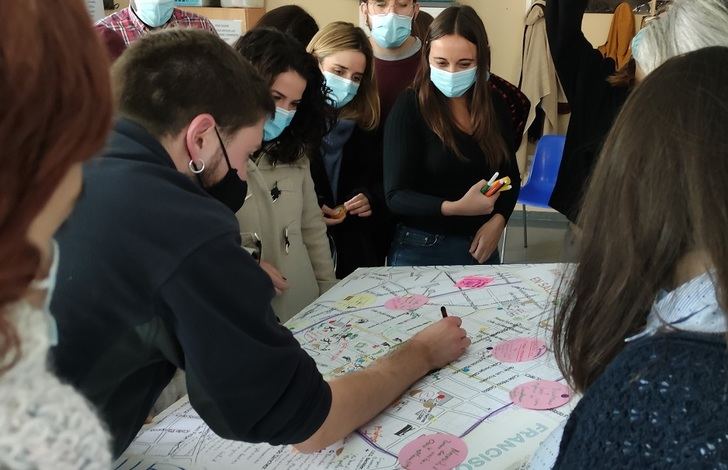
[115,264,574,470]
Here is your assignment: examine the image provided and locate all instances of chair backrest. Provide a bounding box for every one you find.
[525,135,566,192]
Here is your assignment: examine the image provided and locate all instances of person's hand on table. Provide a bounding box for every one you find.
[410,316,471,369]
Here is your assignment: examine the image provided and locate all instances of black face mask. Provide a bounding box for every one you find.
[200,129,248,213]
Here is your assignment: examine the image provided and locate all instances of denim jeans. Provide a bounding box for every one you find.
[388,225,500,266]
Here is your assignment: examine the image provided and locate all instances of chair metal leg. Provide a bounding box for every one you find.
[522,204,528,248]
[500,224,508,264]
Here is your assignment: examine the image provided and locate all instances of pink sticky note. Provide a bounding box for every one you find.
[510,380,572,410]
[398,433,468,470]
[492,337,548,363]
[455,276,494,289]
[384,295,430,311]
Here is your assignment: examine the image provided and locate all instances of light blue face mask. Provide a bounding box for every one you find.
[369,13,413,49]
[263,107,296,142]
[430,66,482,98]
[631,27,647,66]
[323,71,360,109]
[133,0,175,28]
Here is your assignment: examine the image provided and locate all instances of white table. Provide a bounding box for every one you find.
[115,264,575,470]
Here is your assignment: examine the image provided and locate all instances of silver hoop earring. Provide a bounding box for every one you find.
[189,159,205,174]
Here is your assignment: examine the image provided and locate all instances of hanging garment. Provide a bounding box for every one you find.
[518,0,566,175]
[598,2,636,70]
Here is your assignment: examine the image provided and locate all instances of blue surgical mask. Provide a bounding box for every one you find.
[430,66,481,98]
[369,13,413,49]
[263,107,296,142]
[133,0,175,28]
[323,71,360,109]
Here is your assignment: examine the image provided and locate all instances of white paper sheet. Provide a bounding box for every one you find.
[116,264,575,469]
[210,20,242,45]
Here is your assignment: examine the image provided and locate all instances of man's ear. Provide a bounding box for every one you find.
[184,114,217,163]
[360,1,371,29]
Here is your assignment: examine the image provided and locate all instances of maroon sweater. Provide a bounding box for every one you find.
[374,53,422,123]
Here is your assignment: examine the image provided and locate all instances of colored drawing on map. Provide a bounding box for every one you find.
[510,380,572,410]
[492,337,548,363]
[455,276,494,289]
[384,295,430,311]
[398,433,468,470]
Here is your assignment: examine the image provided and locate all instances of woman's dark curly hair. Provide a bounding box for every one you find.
[234,28,334,164]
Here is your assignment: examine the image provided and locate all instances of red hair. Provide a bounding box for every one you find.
[0,0,112,372]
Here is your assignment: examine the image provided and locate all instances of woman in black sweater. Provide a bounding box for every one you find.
[384,5,520,267]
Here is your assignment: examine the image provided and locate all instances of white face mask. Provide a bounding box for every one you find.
[29,240,60,345]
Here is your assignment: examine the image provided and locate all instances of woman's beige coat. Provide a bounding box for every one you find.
[236,154,337,323]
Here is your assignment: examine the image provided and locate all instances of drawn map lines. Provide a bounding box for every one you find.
[115,264,570,470]
[284,265,565,458]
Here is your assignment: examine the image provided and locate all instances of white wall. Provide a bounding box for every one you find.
[111,0,626,83]
[266,0,622,84]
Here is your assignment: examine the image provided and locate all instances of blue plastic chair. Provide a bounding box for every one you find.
[500,135,566,262]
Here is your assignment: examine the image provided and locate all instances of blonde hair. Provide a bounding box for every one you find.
[307,22,380,130]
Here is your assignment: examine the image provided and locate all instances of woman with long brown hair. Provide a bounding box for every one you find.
[0,0,113,466]
[384,5,520,266]
[543,47,728,468]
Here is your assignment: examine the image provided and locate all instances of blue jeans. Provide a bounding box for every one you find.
[388,225,500,266]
